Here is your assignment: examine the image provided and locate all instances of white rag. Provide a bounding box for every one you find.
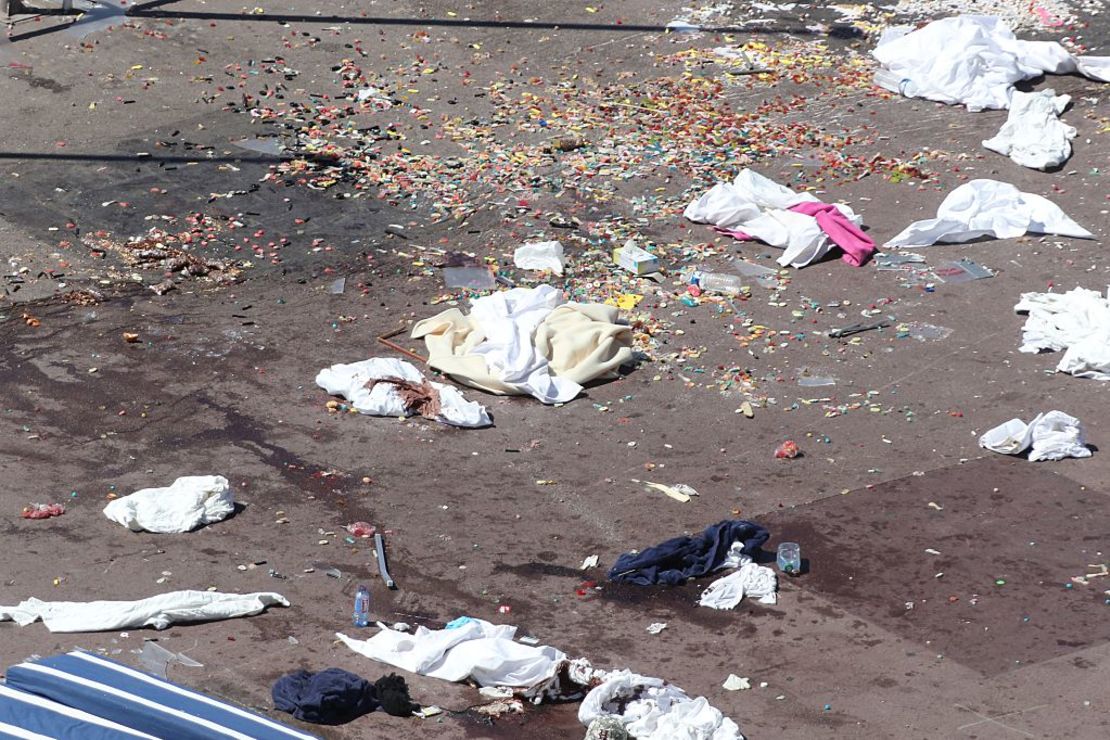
[872,15,1110,112]
[885,179,1092,247]
[337,618,566,689]
[1015,287,1110,379]
[0,591,289,632]
[315,357,491,427]
[579,670,743,740]
[683,169,863,268]
[982,89,1075,170]
[979,411,1091,462]
[513,241,565,275]
[103,475,234,534]
[699,555,778,609]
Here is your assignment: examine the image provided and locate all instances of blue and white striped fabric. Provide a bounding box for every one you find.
[0,683,156,740]
[5,652,318,740]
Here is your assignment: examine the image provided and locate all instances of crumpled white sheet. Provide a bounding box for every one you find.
[683,169,862,268]
[1015,287,1110,379]
[699,555,778,609]
[315,357,491,427]
[337,618,567,689]
[979,411,1091,461]
[102,475,234,534]
[0,591,289,633]
[514,241,565,275]
[579,670,743,740]
[465,286,578,402]
[872,15,1110,112]
[885,179,1092,247]
[982,89,1075,170]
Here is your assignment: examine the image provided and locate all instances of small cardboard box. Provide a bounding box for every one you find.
[613,241,660,275]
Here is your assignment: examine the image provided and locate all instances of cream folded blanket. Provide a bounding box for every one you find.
[411,285,633,403]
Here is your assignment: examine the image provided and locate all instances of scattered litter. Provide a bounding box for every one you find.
[21,503,65,520]
[722,674,752,691]
[886,180,1092,247]
[514,241,565,275]
[699,555,778,609]
[645,622,668,635]
[327,277,347,295]
[316,357,491,427]
[640,481,700,503]
[374,533,396,590]
[979,411,1091,461]
[828,320,890,338]
[982,89,1075,170]
[580,670,741,740]
[933,258,995,284]
[346,522,375,538]
[613,240,660,275]
[138,642,203,680]
[581,555,600,570]
[1015,287,1110,379]
[442,265,497,290]
[103,475,234,534]
[0,591,289,632]
[774,441,800,459]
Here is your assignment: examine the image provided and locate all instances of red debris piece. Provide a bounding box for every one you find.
[345,521,376,538]
[774,440,800,459]
[22,503,65,520]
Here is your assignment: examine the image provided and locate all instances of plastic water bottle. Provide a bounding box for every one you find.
[693,271,745,296]
[352,585,370,627]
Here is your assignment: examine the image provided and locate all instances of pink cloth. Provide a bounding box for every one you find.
[714,202,875,267]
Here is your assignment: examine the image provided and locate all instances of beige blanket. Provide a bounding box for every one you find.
[412,301,633,401]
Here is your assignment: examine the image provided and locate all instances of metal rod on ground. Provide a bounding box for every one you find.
[374,533,396,589]
[376,325,426,364]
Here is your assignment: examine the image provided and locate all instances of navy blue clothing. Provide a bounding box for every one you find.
[272,668,378,725]
[608,520,770,585]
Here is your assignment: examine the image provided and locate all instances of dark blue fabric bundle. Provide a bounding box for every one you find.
[272,668,378,725]
[607,520,770,585]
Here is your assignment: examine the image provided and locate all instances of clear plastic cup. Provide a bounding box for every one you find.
[777,542,801,575]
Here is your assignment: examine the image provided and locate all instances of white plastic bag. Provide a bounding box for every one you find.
[103,475,234,534]
[982,89,1075,169]
[513,241,565,275]
[979,411,1091,461]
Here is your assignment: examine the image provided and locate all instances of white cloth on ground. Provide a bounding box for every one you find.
[699,555,778,609]
[513,241,565,275]
[102,475,234,534]
[979,411,1091,461]
[885,180,1092,247]
[683,169,863,268]
[315,357,491,427]
[982,89,1075,170]
[1015,287,1110,379]
[0,591,289,632]
[337,618,566,689]
[579,670,743,740]
[872,15,1110,112]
